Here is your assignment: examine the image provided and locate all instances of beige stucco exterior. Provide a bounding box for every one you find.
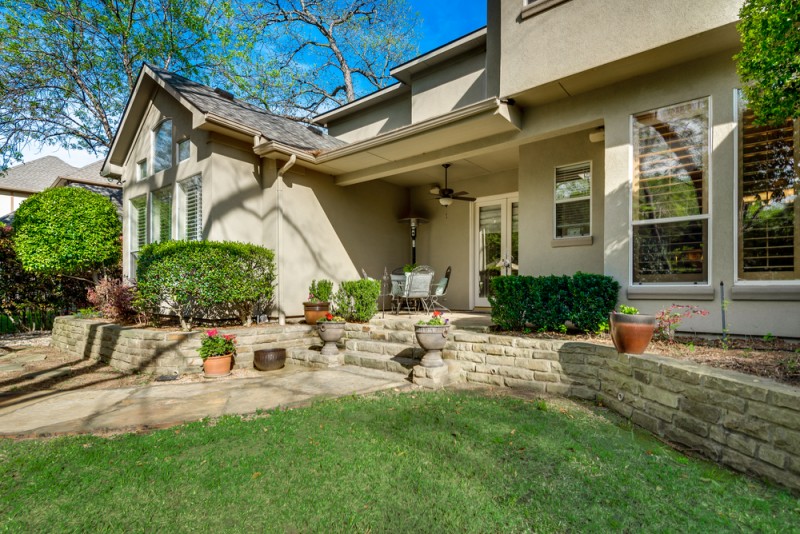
[110,0,799,337]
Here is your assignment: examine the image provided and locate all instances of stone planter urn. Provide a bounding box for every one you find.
[317,321,345,356]
[414,325,449,367]
[609,312,656,354]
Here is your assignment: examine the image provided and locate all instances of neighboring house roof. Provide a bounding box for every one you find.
[0,156,77,194]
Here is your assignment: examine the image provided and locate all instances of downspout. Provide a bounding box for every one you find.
[276,154,297,326]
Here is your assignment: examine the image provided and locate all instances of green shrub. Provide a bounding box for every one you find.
[490,272,619,333]
[331,279,380,323]
[135,240,275,330]
[308,279,333,303]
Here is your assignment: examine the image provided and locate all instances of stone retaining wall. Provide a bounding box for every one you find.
[51,316,317,375]
[443,331,800,491]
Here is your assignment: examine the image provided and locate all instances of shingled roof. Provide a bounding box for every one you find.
[0,156,77,193]
[148,66,346,153]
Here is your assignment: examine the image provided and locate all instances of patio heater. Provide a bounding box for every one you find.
[398,214,428,265]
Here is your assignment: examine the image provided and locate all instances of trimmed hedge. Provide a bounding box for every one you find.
[489,272,619,333]
[135,240,275,330]
[331,279,381,323]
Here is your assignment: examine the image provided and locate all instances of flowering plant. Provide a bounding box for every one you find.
[307,279,333,303]
[198,329,237,359]
[317,312,345,323]
[417,310,448,326]
[655,304,709,342]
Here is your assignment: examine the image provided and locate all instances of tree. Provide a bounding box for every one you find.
[12,187,121,281]
[240,0,419,117]
[735,0,800,125]
[0,0,244,170]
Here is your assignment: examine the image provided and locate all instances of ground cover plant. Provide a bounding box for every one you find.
[1,391,796,532]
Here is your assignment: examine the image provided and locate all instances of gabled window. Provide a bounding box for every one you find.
[153,119,173,173]
[129,196,147,276]
[631,98,710,284]
[177,139,190,162]
[738,97,799,280]
[554,162,591,238]
[179,175,202,241]
[150,187,172,243]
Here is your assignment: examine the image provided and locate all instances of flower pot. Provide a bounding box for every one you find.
[609,313,656,354]
[414,325,449,367]
[304,302,330,324]
[203,353,233,377]
[254,348,286,371]
[317,322,345,356]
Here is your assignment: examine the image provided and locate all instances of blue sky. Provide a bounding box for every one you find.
[21,1,488,167]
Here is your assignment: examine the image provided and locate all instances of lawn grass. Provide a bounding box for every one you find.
[1,390,797,532]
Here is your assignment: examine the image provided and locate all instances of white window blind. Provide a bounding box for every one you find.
[738,101,798,280]
[129,196,147,277]
[554,162,591,238]
[150,187,172,243]
[632,98,710,283]
[179,176,202,241]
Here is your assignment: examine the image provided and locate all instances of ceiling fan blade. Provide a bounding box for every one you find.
[452,196,476,202]
[429,185,442,195]
[453,191,470,197]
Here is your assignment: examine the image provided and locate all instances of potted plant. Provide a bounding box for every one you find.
[609,305,656,354]
[304,279,333,324]
[317,312,346,356]
[199,329,236,377]
[414,310,449,367]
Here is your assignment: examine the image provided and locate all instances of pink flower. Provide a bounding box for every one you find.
[223,334,235,342]
[206,329,218,337]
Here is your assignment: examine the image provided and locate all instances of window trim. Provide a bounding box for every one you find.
[128,195,148,279]
[521,0,572,19]
[149,185,174,244]
[553,160,592,241]
[152,118,173,174]
[628,96,714,287]
[136,159,148,181]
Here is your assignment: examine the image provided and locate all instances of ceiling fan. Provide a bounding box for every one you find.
[430,163,476,206]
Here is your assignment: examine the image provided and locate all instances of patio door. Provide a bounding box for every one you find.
[474,194,519,307]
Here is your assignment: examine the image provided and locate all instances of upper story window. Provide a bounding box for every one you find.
[738,95,798,281]
[153,119,173,173]
[631,98,710,284]
[136,159,148,181]
[522,0,572,19]
[554,162,591,239]
[177,138,190,162]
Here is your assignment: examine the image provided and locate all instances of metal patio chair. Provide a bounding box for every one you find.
[427,266,452,312]
[392,265,434,314]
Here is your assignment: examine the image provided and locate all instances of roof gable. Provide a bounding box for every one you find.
[0,156,77,193]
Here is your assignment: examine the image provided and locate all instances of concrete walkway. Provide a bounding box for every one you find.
[0,366,411,438]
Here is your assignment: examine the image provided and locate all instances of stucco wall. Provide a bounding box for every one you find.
[518,129,605,276]
[327,93,412,143]
[411,51,487,124]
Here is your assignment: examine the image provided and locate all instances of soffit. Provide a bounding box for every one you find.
[379,147,519,187]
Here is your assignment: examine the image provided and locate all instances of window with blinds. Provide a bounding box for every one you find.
[153,119,173,173]
[150,187,172,243]
[554,162,591,238]
[129,196,147,277]
[738,100,798,280]
[632,98,710,283]
[179,176,202,241]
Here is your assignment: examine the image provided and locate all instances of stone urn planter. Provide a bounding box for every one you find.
[254,348,286,371]
[609,312,656,354]
[414,325,449,367]
[304,301,330,325]
[317,321,346,356]
[203,354,233,377]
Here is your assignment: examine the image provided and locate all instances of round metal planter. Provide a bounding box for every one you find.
[254,348,286,371]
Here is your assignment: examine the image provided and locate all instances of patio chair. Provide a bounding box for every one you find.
[427,266,452,312]
[392,265,434,314]
[379,267,393,318]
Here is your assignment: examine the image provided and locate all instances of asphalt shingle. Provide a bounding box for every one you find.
[0,156,77,193]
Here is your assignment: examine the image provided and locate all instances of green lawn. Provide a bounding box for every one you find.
[1,391,797,532]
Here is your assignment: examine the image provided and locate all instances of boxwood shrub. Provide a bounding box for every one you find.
[331,279,381,323]
[135,240,275,330]
[490,272,619,333]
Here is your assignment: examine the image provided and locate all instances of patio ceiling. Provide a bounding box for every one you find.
[379,146,519,187]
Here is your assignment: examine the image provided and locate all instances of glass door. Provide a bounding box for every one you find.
[475,195,518,307]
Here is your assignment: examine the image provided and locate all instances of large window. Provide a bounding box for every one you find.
[150,187,172,243]
[554,162,591,238]
[178,175,202,241]
[738,98,798,280]
[632,98,710,284]
[129,196,147,276]
[153,119,173,173]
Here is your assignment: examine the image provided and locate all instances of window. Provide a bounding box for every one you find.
[177,139,190,162]
[738,97,798,280]
[137,159,148,181]
[632,98,710,284]
[150,187,172,243]
[522,0,572,18]
[179,176,202,241]
[554,162,591,238]
[130,196,147,275]
[153,119,173,173]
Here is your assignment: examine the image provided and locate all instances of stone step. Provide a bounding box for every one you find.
[344,338,423,359]
[343,350,418,376]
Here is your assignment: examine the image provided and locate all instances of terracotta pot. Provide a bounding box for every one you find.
[414,325,449,367]
[203,354,233,377]
[317,321,345,356]
[303,301,330,324]
[254,348,286,371]
[609,313,656,354]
